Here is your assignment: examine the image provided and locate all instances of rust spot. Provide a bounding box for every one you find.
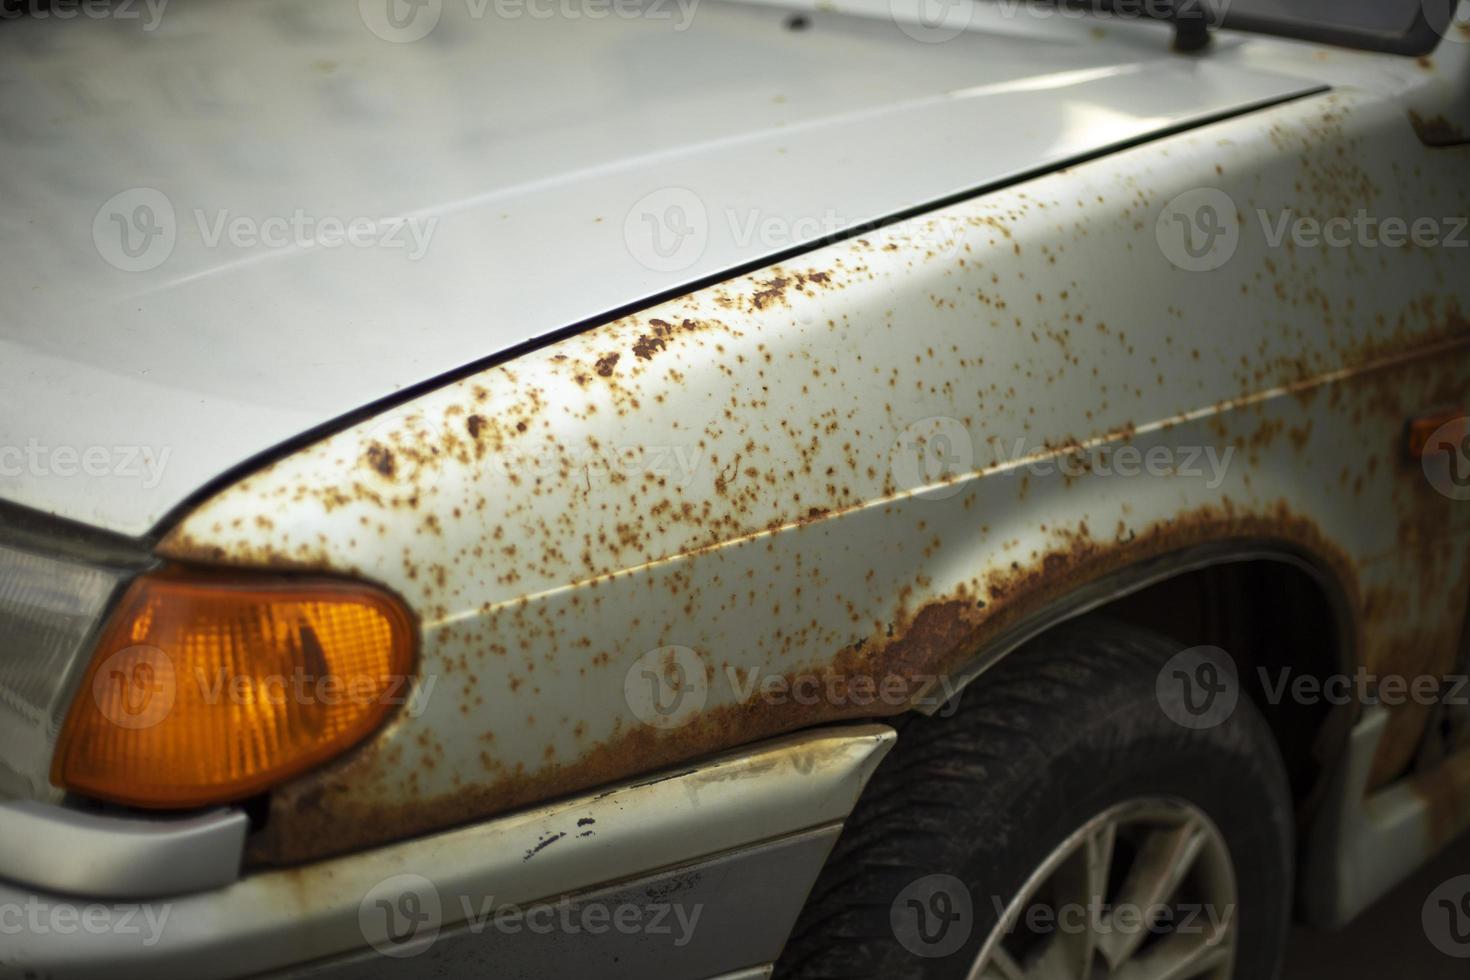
[632,334,667,361]
[365,445,395,479]
[594,352,620,377]
[750,276,789,310]
[1408,110,1467,146]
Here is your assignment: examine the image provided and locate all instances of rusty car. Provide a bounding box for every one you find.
[1,0,1469,976]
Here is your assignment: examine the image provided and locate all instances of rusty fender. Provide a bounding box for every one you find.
[162,90,1470,863]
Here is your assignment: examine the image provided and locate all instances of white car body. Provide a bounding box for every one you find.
[1,0,1469,976]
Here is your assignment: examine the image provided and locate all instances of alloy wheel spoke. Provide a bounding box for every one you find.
[968,801,1234,980]
[981,945,1027,980]
[1082,820,1117,971]
[1109,924,1234,980]
[1096,818,1206,970]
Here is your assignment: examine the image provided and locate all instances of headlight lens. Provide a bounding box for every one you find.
[0,540,126,800]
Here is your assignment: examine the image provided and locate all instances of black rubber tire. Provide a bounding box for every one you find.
[775,618,1294,980]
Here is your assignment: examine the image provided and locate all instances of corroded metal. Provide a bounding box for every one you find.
[162,89,1470,864]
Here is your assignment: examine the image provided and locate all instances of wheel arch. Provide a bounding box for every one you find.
[937,540,1358,830]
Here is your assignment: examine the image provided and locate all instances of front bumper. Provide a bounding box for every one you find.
[0,724,895,979]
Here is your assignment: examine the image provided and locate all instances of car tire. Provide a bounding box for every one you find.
[775,617,1294,980]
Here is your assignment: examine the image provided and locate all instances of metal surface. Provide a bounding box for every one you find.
[159,86,1470,865]
[268,828,834,980]
[1302,708,1470,929]
[969,799,1237,980]
[0,800,247,899]
[0,725,894,978]
[0,0,1327,535]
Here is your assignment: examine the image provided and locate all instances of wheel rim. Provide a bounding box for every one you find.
[967,797,1237,980]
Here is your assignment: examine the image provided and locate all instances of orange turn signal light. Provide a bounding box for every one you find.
[1406,408,1469,460]
[52,570,415,808]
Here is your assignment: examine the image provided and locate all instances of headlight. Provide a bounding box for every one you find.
[0,539,127,800]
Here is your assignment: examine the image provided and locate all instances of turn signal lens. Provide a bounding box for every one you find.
[1406,408,1468,459]
[51,571,415,808]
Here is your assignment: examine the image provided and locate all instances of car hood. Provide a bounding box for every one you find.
[0,0,1320,536]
